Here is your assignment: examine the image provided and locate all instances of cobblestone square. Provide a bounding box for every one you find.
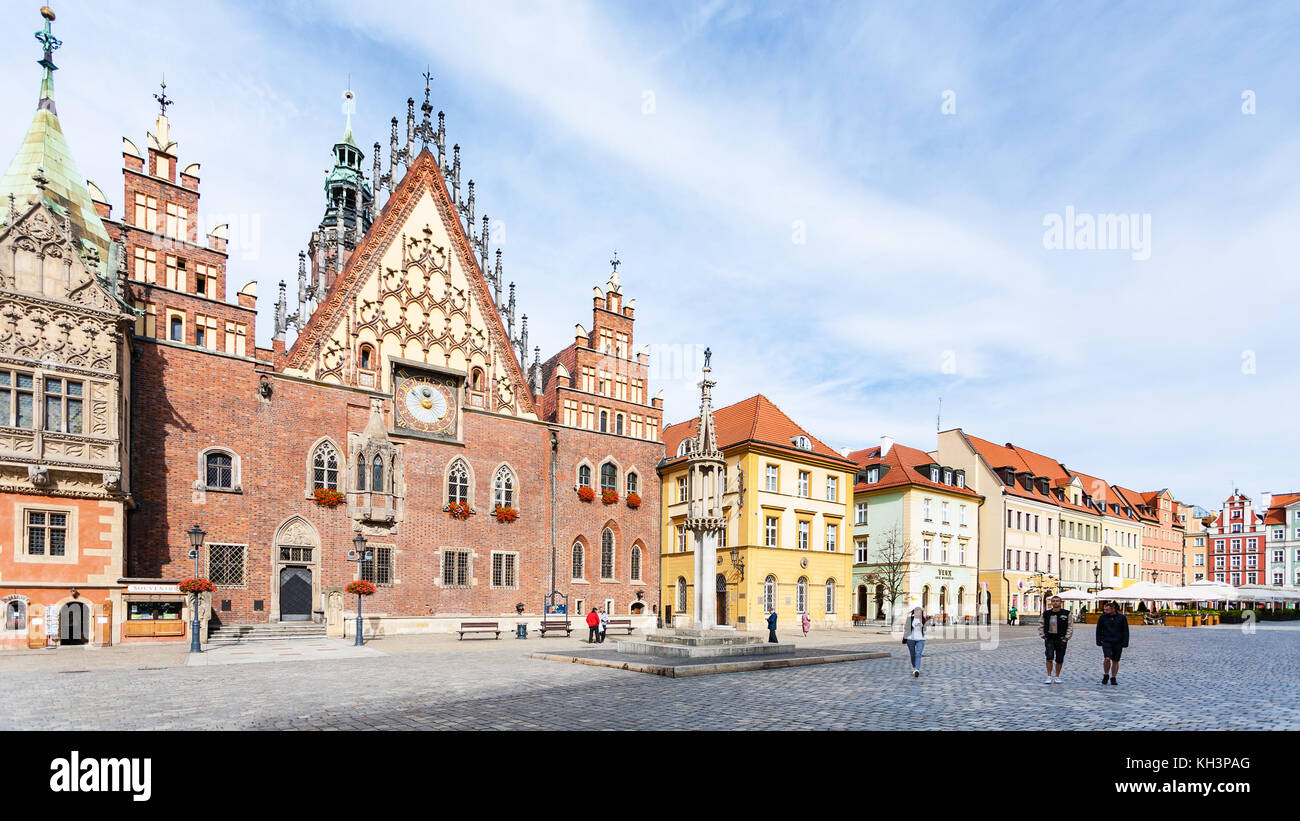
[1,625,1295,731]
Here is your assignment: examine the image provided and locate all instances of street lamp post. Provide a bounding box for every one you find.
[347,532,372,646]
[187,524,206,654]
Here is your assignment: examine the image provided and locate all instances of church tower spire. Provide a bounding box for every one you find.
[307,86,374,299]
[685,348,727,630]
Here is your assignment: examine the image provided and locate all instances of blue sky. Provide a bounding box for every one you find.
[2,1,1297,509]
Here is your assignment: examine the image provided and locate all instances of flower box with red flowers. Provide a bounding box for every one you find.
[178,577,216,595]
[626,492,642,509]
[577,486,595,502]
[445,502,473,520]
[602,489,619,505]
[312,488,346,507]
[345,580,376,596]
[493,505,519,523]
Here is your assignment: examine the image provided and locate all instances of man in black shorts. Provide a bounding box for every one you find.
[1095,600,1130,685]
[1038,595,1073,683]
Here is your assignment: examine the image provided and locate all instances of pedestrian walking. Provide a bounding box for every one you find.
[586,606,600,643]
[901,606,927,677]
[801,611,811,636]
[1038,595,1073,683]
[1096,600,1130,686]
[766,608,778,643]
[1008,604,1018,625]
[598,607,609,644]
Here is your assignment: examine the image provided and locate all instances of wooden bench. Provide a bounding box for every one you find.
[605,618,635,635]
[458,621,501,640]
[537,620,572,638]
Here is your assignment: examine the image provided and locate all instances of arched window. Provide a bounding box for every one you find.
[356,458,366,491]
[447,459,470,505]
[922,585,930,611]
[471,367,484,391]
[939,586,948,614]
[626,472,638,495]
[601,529,614,579]
[170,315,183,341]
[957,587,965,617]
[795,435,810,450]
[599,411,608,433]
[359,344,374,370]
[825,579,836,613]
[600,463,617,492]
[764,575,776,612]
[571,543,584,579]
[578,465,592,488]
[205,451,234,489]
[630,545,642,581]
[677,439,692,457]
[371,454,384,492]
[797,577,808,613]
[676,577,688,613]
[615,414,624,435]
[5,600,25,631]
[494,466,515,509]
[312,442,339,490]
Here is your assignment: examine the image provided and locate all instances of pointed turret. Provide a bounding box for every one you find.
[0,6,113,269]
[308,87,374,297]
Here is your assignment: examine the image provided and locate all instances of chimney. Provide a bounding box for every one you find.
[838,447,851,458]
[881,435,894,457]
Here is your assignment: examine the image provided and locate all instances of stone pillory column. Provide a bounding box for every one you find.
[687,349,727,630]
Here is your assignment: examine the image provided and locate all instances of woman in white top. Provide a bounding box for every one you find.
[901,606,927,677]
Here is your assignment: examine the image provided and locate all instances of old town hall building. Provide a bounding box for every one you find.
[0,8,663,647]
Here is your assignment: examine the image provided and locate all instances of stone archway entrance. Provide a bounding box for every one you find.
[59,601,88,645]
[271,517,322,624]
[857,585,868,617]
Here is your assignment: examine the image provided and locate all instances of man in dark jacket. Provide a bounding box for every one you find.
[1096,601,1130,685]
[1038,595,1074,683]
[766,609,778,643]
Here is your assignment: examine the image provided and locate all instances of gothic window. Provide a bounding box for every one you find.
[600,462,617,492]
[312,442,340,491]
[630,545,642,581]
[205,451,234,490]
[371,454,384,492]
[764,575,777,612]
[577,464,592,489]
[356,458,366,491]
[471,368,484,391]
[601,529,615,580]
[494,466,515,509]
[677,577,688,613]
[359,344,374,370]
[599,411,608,433]
[447,459,470,505]
[615,414,624,435]
[571,542,585,579]
[626,472,639,495]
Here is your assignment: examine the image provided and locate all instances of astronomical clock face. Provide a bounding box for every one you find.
[393,367,459,438]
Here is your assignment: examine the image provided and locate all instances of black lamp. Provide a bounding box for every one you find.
[186,523,206,654]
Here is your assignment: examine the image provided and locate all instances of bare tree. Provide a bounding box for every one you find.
[860,525,914,624]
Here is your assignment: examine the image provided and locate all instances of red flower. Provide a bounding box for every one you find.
[494,505,519,523]
[626,492,641,509]
[346,580,376,596]
[178,577,216,594]
[602,489,619,505]
[313,488,346,507]
[577,486,595,502]
[446,502,473,520]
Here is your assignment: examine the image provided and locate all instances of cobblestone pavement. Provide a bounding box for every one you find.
[2,625,1295,730]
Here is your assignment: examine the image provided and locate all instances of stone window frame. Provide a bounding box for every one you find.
[441,549,473,589]
[207,543,248,588]
[676,576,688,613]
[490,550,519,589]
[198,446,242,493]
[571,539,586,582]
[2,594,30,632]
[630,542,644,583]
[304,437,344,498]
[575,459,594,490]
[13,502,79,565]
[625,469,640,496]
[362,545,395,586]
[600,527,616,581]
[598,457,622,494]
[444,457,476,507]
[796,577,808,613]
[824,578,836,613]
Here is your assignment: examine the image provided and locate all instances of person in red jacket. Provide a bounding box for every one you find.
[586,607,600,643]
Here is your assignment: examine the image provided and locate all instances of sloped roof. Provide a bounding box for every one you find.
[661,394,852,467]
[1265,492,1300,525]
[848,442,981,498]
[961,433,1058,506]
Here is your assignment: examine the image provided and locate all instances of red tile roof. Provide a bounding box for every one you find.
[1265,492,1300,525]
[661,394,853,468]
[961,433,1058,506]
[848,441,982,498]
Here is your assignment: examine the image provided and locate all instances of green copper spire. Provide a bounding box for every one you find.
[341,88,357,148]
[0,6,113,269]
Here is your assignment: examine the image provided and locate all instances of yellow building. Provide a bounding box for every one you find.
[659,394,855,630]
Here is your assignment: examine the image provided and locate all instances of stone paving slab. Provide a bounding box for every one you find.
[526,647,889,677]
[185,638,385,667]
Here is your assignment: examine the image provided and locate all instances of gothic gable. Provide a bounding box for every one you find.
[0,202,118,314]
[284,151,537,419]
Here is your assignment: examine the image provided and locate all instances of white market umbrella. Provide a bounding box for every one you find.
[1054,589,1096,601]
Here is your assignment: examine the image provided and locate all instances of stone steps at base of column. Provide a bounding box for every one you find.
[206,623,327,644]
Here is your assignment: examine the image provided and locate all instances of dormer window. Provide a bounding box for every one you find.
[956,473,965,489]
[793,435,811,450]
[943,469,952,485]
[677,439,692,457]
[867,467,879,484]
[930,467,939,482]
